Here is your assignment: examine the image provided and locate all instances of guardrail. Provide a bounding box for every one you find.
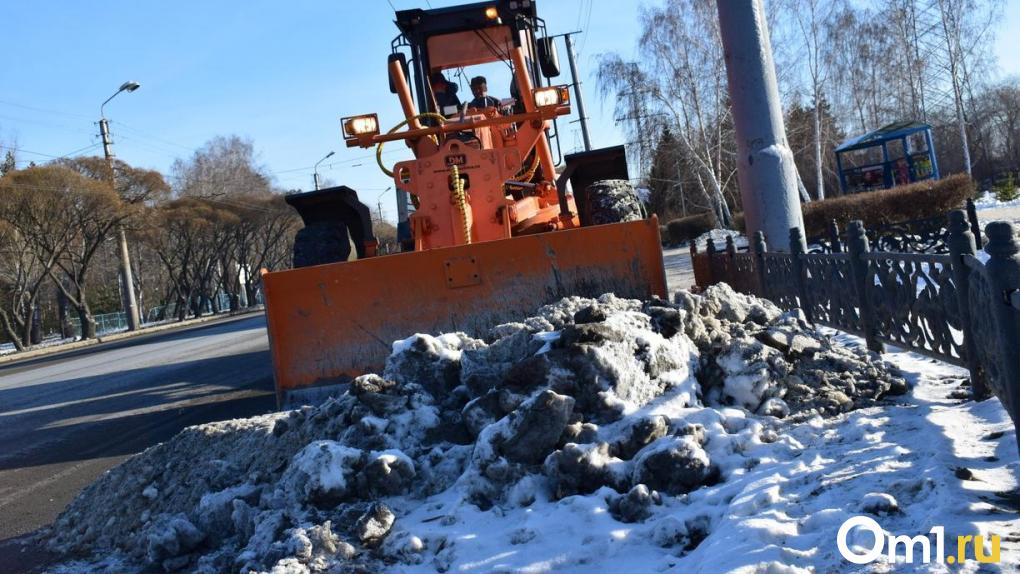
[691,212,1020,455]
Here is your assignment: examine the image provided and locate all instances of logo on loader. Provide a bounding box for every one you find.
[445,154,467,167]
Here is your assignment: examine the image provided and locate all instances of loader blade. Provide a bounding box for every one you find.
[262,217,667,407]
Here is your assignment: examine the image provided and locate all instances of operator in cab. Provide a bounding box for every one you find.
[431,71,461,116]
[467,76,501,110]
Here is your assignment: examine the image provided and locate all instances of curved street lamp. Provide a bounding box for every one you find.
[313,151,335,190]
[98,81,142,331]
[101,81,141,119]
[374,186,395,224]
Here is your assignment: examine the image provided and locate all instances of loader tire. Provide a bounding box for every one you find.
[586,179,643,225]
[292,223,353,268]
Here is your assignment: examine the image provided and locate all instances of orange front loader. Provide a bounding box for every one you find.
[262,0,667,407]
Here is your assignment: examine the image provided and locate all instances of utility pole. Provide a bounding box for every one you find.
[561,32,592,152]
[375,187,393,224]
[100,81,142,331]
[314,151,335,190]
[717,0,805,252]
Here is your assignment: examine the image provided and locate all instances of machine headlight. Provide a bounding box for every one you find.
[342,114,380,138]
[533,86,570,108]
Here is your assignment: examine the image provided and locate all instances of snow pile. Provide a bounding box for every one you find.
[975,190,1020,210]
[675,285,908,419]
[44,287,961,574]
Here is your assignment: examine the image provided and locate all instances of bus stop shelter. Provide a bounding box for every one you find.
[835,121,939,194]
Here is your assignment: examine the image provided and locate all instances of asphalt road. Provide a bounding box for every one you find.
[662,245,696,292]
[0,313,275,571]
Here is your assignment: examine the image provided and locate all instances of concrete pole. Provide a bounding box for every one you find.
[100,118,142,331]
[717,0,805,252]
[563,33,592,152]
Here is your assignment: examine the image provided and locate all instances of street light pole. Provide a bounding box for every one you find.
[375,186,393,222]
[313,151,335,190]
[546,31,592,153]
[100,81,142,331]
[562,32,591,152]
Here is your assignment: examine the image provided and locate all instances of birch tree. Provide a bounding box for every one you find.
[597,0,734,226]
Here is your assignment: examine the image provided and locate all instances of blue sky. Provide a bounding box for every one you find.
[2,1,1017,222]
[0,1,638,221]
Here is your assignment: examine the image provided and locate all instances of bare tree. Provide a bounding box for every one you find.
[598,0,734,226]
[171,135,271,199]
[0,166,83,346]
[790,0,841,199]
[32,157,170,338]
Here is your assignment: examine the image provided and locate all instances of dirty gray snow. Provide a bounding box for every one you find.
[44,285,935,573]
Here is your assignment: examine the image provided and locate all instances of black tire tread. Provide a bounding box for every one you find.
[292,223,353,268]
[586,179,643,225]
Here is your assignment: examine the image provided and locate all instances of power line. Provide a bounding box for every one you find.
[0,113,97,137]
[110,121,198,153]
[0,142,102,160]
[577,1,594,59]
[0,98,93,120]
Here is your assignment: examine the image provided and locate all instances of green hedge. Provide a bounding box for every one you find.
[663,175,974,244]
[799,174,974,239]
[664,212,717,245]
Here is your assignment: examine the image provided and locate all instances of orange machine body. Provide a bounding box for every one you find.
[344,22,576,251]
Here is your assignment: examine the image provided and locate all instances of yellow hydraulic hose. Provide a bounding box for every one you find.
[376,113,448,177]
[449,164,471,245]
[516,153,540,182]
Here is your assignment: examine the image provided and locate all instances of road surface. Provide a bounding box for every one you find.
[0,314,275,570]
[663,245,697,292]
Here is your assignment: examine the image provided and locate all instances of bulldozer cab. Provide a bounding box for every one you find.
[392,1,553,118]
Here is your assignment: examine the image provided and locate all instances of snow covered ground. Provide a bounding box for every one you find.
[974,191,1020,212]
[43,287,1018,574]
[0,335,74,356]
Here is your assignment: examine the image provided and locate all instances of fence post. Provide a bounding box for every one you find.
[966,197,983,250]
[789,227,812,322]
[689,241,705,290]
[828,219,842,253]
[982,222,1020,454]
[947,210,987,399]
[752,231,767,298]
[706,237,718,287]
[725,235,738,289]
[847,220,885,353]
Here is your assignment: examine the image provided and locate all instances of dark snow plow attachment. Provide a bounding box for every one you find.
[262,217,667,408]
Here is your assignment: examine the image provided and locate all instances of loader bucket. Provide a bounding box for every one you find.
[262,217,667,408]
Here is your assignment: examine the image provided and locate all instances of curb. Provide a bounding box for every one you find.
[0,308,265,365]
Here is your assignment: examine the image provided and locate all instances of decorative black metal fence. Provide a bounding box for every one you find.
[691,211,1020,455]
[806,197,984,254]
